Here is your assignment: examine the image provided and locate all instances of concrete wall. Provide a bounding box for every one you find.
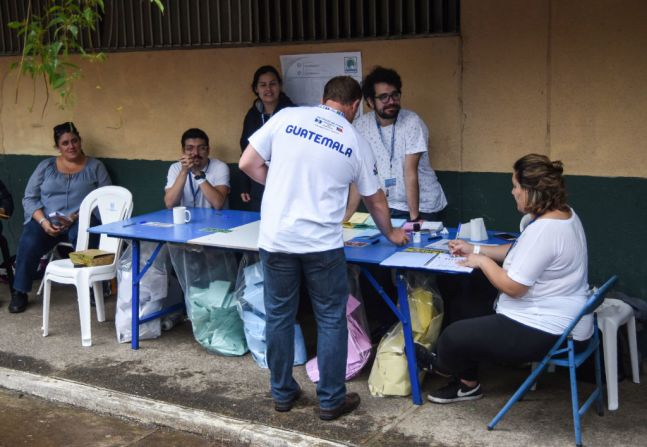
[0,38,461,170]
[460,0,647,176]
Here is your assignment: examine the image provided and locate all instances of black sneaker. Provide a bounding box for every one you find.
[428,379,483,404]
[9,290,28,313]
[414,343,434,371]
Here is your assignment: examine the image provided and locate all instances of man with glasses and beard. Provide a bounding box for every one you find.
[346,66,447,222]
[164,128,230,209]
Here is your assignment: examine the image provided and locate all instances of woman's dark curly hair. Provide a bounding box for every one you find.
[514,153,569,215]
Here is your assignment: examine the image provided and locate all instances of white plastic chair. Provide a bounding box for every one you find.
[42,186,133,347]
[36,242,73,296]
[595,298,640,410]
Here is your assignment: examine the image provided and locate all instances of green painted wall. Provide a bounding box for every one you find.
[1,155,645,298]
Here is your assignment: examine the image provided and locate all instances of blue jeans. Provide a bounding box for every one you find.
[260,248,349,409]
[13,218,84,293]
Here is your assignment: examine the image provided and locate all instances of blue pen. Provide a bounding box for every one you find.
[122,221,146,227]
[456,223,462,240]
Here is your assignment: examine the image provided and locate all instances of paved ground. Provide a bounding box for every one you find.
[0,284,645,446]
[0,387,239,447]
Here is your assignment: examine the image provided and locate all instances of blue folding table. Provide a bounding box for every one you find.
[89,208,260,350]
[90,208,509,405]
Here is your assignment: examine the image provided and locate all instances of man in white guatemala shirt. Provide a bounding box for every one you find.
[239,76,407,421]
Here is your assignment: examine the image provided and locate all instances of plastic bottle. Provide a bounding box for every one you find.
[412,223,422,245]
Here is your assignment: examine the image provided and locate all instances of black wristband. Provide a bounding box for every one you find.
[193,171,206,180]
[407,215,420,222]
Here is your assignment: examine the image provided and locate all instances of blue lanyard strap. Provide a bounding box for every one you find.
[376,116,397,171]
[318,104,346,118]
[188,159,210,205]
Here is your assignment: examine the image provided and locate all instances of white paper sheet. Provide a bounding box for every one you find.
[188,221,260,251]
[280,52,362,107]
[380,251,473,273]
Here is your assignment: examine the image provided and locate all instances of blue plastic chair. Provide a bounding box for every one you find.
[487,275,618,447]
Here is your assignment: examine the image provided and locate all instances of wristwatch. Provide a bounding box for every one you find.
[193,171,206,180]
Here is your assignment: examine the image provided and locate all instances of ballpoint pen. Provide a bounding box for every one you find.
[423,253,439,266]
[122,221,146,227]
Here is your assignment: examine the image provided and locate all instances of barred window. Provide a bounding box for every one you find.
[0,0,459,55]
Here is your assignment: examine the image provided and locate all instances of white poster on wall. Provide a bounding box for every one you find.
[280,52,363,107]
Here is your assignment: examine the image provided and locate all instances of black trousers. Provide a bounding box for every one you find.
[434,313,565,381]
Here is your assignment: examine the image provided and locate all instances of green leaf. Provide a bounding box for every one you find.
[50,72,66,90]
[83,7,94,24]
[151,0,165,13]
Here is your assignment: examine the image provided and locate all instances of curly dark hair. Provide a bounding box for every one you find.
[361,66,402,101]
[514,153,569,215]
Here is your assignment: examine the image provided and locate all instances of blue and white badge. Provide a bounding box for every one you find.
[385,178,396,188]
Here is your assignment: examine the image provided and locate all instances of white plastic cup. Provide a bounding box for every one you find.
[173,206,191,224]
[470,217,488,241]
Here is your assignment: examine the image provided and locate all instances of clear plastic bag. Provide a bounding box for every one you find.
[115,242,172,343]
[368,272,444,396]
[168,244,246,356]
[234,253,306,368]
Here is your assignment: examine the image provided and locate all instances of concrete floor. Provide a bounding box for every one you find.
[0,387,237,447]
[0,284,645,446]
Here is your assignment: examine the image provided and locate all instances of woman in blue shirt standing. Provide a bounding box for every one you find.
[9,122,111,313]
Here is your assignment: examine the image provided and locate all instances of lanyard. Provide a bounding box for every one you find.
[318,104,345,118]
[188,159,210,205]
[376,117,396,171]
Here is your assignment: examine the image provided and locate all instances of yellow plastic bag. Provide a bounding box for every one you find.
[368,286,443,397]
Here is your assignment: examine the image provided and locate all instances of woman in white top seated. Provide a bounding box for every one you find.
[416,153,590,404]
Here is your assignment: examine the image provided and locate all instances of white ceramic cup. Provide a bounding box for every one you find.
[173,206,191,224]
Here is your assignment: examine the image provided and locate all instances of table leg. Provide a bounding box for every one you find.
[129,241,173,349]
[131,240,141,350]
[396,272,423,405]
[360,267,423,405]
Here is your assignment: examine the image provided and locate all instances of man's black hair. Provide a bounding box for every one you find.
[361,66,402,101]
[181,128,209,147]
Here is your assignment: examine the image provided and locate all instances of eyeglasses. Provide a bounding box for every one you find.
[375,91,401,104]
[183,145,209,153]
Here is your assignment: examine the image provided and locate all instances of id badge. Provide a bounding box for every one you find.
[384,178,396,188]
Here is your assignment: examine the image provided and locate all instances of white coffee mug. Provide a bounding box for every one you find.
[173,206,191,224]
